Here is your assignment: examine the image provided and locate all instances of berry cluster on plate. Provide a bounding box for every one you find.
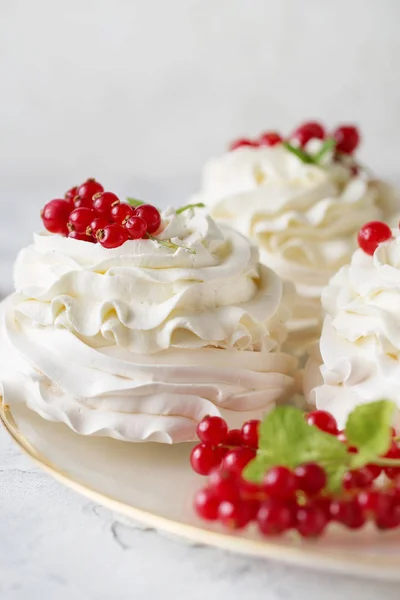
[40,178,161,249]
[191,401,400,538]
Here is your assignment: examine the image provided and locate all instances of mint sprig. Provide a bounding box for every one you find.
[282,138,336,166]
[313,138,336,164]
[281,142,314,164]
[243,400,397,493]
[146,234,195,255]
[176,202,205,214]
[127,197,145,207]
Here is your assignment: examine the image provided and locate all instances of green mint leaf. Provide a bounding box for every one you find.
[313,138,336,163]
[176,203,205,214]
[282,141,315,164]
[243,406,348,491]
[127,197,145,207]
[325,464,348,494]
[146,234,196,255]
[345,400,395,467]
[243,454,277,483]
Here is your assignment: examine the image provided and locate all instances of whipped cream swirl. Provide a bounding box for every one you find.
[193,143,398,351]
[305,231,400,426]
[0,207,296,442]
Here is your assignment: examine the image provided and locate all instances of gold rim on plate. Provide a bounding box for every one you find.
[2,401,400,579]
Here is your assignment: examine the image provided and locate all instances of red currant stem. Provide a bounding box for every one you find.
[176,202,205,214]
[146,234,196,255]
[126,197,145,207]
[373,457,400,467]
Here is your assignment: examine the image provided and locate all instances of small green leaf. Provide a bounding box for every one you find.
[325,464,348,494]
[345,400,395,464]
[176,202,205,214]
[127,197,145,207]
[313,138,336,163]
[282,141,314,164]
[243,454,276,483]
[146,234,196,255]
[243,406,349,487]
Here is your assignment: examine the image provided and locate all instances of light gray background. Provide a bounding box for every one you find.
[2,1,400,598]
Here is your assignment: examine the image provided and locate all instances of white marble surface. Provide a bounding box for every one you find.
[3,428,400,600]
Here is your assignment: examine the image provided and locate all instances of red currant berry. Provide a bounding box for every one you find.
[64,186,78,204]
[68,207,95,233]
[239,478,266,502]
[196,416,228,446]
[97,224,129,249]
[292,121,325,147]
[357,221,392,256]
[341,497,366,530]
[294,463,327,496]
[258,132,282,147]
[218,499,251,529]
[329,499,352,523]
[306,410,338,435]
[133,205,161,234]
[214,445,229,464]
[244,499,261,521]
[356,490,393,520]
[229,138,258,151]
[257,498,294,535]
[263,466,298,500]
[365,463,382,480]
[74,195,94,209]
[240,420,260,449]
[222,447,256,475]
[343,467,374,491]
[208,468,239,501]
[76,178,104,204]
[333,125,360,154]
[296,504,328,538]
[313,496,332,519]
[382,440,400,478]
[68,230,95,242]
[375,498,400,530]
[193,487,220,521]
[110,203,134,226]
[225,429,242,447]
[190,443,221,476]
[87,216,110,239]
[383,439,400,459]
[41,199,71,235]
[93,191,120,216]
[125,216,148,240]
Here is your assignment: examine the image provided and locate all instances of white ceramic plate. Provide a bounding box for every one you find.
[2,399,400,581]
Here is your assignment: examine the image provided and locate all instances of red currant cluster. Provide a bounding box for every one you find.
[191,411,400,538]
[230,121,360,156]
[357,221,392,256]
[40,178,161,249]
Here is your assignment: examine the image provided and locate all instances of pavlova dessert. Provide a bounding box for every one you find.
[193,122,398,353]
[0,178,297,443]
[305,220,400,427]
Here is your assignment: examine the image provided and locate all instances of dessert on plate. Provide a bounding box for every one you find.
[305,220,400,428]
[0,179,297,443]
[193,121,399,353]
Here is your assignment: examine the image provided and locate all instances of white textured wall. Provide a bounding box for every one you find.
[0,0,399,285]
[1,0,400,198]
